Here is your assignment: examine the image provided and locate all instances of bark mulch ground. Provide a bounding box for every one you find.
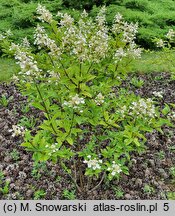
[0,72,175,200]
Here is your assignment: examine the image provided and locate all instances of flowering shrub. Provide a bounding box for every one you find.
[8,5,171,192]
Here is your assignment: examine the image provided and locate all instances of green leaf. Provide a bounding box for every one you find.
[21,142,36,151]
[85,169,94,177]
[32,102,45,111]
[82,91,92,98]
[133,138,140,147]
[104,111,109,121]
[75,116,83,125]
[39,123,51,131]
[66,137,74,145]
[71,128,82,135]
[99,120,107,126]
[156,127,164,134]
[162,104,170,115]
[169,103,175,108]
[84,74,96,82]
[124,138,133,145]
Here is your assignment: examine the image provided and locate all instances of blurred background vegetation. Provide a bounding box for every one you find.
[1,0,175,81]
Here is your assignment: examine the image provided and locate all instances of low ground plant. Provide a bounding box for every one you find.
[62,189,76,200]
[6,5,171,193]
[10,149,20,161]
[34,189,46,200]
[130,76,144,88]
[0,95,10,107]
[143,184,155,195]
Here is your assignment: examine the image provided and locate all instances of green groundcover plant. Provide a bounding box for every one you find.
[4,5,172,193]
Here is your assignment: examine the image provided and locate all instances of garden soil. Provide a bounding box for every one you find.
[0,72,175,200]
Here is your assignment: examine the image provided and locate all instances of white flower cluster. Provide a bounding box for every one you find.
[9,125,26,137]
[10,42,41,77]
[12,75,19,83]
[114,47,127,60]
[107,161,122,176]
[112,13,138,43]
[166,29,175,40]
[89,7,108,62]
[63,94,85,109]
[156,39,165,48]
[129,98,156,118]
[15,50,40,76]
[111,13,124,34]
[45,143,59,156]
[94,93,105,105]
[57,12,74,27]
[0,34,5,40]
[152,91,163,98]
[5,29,12,37]
[46,70,60,85]
[34,25,61,57]
[22,37,30,48]
[36,4,53,24]
[81,10,88,18]
[0,29,12,41]
[83,155,102,170]
[57,7,109,63]
[123,22,138,43]
[96,6,106,27]
[112,13,141,62]
[47,70,60,79]
[115,43,141,61]
[127,42,142,59]
[10,43,20,51]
